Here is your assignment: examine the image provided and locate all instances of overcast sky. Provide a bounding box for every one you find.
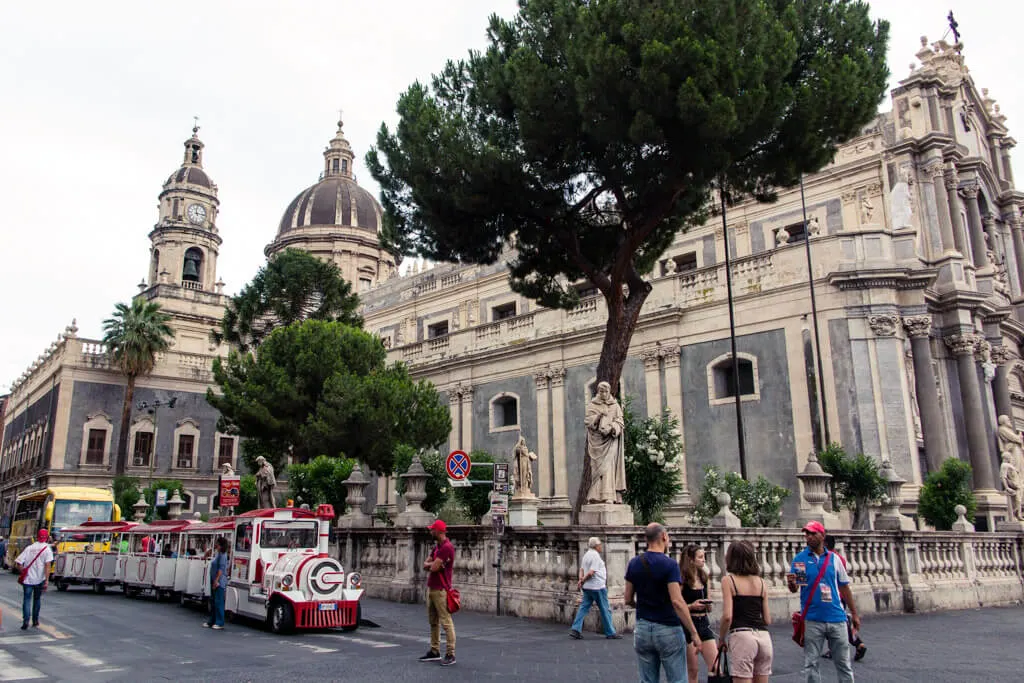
[1,1,1020,389]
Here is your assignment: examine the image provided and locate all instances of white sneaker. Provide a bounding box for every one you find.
[211,625,224,630]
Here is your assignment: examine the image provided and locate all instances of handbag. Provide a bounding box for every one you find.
[708,651,732,683]
[445,587,461,614]
[791,551,831,646]
[17,544,49,586]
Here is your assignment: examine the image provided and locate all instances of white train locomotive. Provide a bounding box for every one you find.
[50,504,362,633]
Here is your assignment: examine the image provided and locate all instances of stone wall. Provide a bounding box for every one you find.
[337,526,1024,632]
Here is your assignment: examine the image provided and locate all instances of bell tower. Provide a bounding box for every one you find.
[140,125,229,355]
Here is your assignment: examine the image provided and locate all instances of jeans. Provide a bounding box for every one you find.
[208,586,226,627]
[571,588,616,636]
[22,583,43,626]
[803,620,854,683]
[634,618,686,683]
[427,589,456,656]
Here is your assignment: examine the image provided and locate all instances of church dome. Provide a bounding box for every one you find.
[166,165,212,189]
[277,175,381,235]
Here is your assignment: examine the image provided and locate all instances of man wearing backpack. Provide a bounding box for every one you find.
[787,521,860,682]
[15,528,55,630]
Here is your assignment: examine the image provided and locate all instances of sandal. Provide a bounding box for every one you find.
[855,644,867,661]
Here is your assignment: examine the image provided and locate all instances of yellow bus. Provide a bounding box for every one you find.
[6,486,120,569]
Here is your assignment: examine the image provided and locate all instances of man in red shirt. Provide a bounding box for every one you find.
[419,519,456,666]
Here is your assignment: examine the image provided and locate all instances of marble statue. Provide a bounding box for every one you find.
[220,461,235,476]
[255,456,277,509]
[775,226,790,246]
[807,217,821,237]
[997,415,1023,469]
[512,436,538,498]
[860,194,875,223]
[1000,452,1023,521]
[890,172,913,229]
[663,258,677,275]
[584,381,627,504]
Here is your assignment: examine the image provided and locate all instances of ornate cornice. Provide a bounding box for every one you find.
[868,314,900,337]
[902,315,933,339]
[534,366,566,389]
[944,333,982,356]
[828,267,938,291]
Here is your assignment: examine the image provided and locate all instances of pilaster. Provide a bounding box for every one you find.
[460,385,474,455]
[903,315,949,472]
[550,368,569,502]
[534,371,552,499]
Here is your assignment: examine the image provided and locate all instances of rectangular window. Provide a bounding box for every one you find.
[492,302,517,321]
[177,434,195,469]
[427,321,449,339]
[133,432,154,467]
[332,158,339,172]
[342,159,348,174]
[217,437,234,468]
[784,221,807,243]
[359,278,372,292]
[85,429,106,465]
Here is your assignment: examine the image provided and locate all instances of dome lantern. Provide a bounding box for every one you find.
[323,115,354,180]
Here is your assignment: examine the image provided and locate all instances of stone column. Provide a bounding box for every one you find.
[662,348,688,495]
[990,345,1016,425]
[641,349,661,416]
[944,169,969,255]
[460,385,474,454]
[929,163,958,253]
[1006,212,1024,293]
[903,315,949,472]
[962,184,989,270]
[448,387,461,451]
[534,370,552,499]
[945,333,997,490]
[549,368,569,504]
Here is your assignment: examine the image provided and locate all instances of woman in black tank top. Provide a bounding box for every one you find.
[718,541,773,683]
[680,545,719,683]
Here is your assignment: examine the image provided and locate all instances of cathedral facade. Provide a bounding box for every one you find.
[3,38,1022,530]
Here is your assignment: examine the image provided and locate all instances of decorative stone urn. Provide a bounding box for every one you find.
[875,459,914,530]
[396,454,435,527]
[133,487,150,522]
[710,492,741,528]
[167,489,185,520]
[797,451,840,528]
[338,462,373,528]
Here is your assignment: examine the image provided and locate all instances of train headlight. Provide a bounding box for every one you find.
[348,572,362,589]
[282,574,294,588]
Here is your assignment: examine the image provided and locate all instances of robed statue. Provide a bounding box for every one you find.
[584,381,627,504]
[255,456,277,509]
[512,436,538,498]
[998,415,1023,468]
[1000,452,1023,522]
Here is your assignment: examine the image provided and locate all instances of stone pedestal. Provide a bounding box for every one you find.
[578,503,634,527]
[951,504,975,532]
[133,486,150,522]
[508,496,539,527]
[709,492,741,528]
[538,497,572,526]
[996,519,1024,532]
[166,490,184,520]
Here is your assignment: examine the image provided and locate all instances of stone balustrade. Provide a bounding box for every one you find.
[337,525,1024,631]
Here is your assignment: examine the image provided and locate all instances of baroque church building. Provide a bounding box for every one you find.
[3,38,1023,530]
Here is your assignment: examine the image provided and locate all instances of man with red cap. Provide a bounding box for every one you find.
[418,519,456,666]
[15,528,54,630]
[787,521,860,682]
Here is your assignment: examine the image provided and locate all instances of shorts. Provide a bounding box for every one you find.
[727,628,773,678]
[685,615,716,644]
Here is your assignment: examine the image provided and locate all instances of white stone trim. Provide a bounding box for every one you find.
[80,411,113,467]
[214,432,238,471]
[180,488,195,513]
[172,418,201,471]
[707,352,761,406]
[129,415,156,469]
[488,392,521,432]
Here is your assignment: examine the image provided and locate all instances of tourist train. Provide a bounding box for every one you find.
[48,504,363,633]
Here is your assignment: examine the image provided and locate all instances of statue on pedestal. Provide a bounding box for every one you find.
[255,456,277,509]
[584,381,627,504]
[512,436,537,499]
[997,415,1023,470]
[1000,452,1023,521]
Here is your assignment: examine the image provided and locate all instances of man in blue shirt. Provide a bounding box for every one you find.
[625,523,701,683]
[787,521,861,683]
[203,537,230,630]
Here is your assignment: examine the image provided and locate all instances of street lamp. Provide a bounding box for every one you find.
[136,397,178,488]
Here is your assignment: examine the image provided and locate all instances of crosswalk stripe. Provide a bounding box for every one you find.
[0,649,46,681]
[294,642,337,654]
[314,633,399,648]
[41,644,103,667]
[35,625,70,640]
[0,635,52,645]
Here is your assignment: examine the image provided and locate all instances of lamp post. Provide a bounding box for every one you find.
[719,178,748,480]
[136,397,178,488]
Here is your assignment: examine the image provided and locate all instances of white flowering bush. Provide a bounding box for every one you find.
[693,465,790,527]
[623,401,684,523]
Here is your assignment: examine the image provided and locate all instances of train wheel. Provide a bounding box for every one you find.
[268,600,294,634]
[340,602,361,632]
[56,580,69,592]
[93,582,106,595]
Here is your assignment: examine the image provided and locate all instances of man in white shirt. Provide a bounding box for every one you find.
[15,528,55,630]
[569,537,621,639]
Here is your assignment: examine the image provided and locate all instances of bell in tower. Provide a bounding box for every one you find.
[182,247,203,283]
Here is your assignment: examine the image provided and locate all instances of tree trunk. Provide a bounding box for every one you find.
[115,376,136,475]
[852,499,871,530]
[572,280,653,523]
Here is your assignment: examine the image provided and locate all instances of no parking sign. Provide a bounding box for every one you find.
[445,450,472,481]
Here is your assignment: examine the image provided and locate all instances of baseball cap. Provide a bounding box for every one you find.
[37,529,49,542]
[802,521,826,535]
[427,520,447,533]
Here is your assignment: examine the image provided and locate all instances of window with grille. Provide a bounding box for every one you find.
[85,429,106,465]
[218,437,235,469]
[133,432,153,467]
[492,302,517,321]
[177,434,195,469]
[712,358,756,398]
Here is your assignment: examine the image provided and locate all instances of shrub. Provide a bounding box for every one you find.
[287,455,355,515]
[454,450,497,523]
[622,402,684,524]
[816,443,887,529]
[693,465,790,528]
[918,458,976,530]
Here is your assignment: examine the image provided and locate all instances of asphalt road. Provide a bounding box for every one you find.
[0,571,1021,682]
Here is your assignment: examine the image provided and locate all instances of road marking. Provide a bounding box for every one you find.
[0,635,52,645]
[35,624,70,640]
[0,649,46,681]
[314,633,399,648]
[294,642,337,654]
[41,644,103,667]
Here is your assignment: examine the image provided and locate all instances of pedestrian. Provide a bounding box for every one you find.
[418,519,456,666]
[624,523,702,683]
[787,521,860,683]
[569,537,622,640]
[0,535,7,569]
[822,535,867,662]
[718,540,773,683]
[203,537,229,630]
[15,529,54,630]
[679,545,718,683]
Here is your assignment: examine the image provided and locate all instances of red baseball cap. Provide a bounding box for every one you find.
[427,520,447,533]
[802,521,826,535]
[37,529,49,542]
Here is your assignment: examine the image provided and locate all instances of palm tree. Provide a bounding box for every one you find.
[103,299,174,474]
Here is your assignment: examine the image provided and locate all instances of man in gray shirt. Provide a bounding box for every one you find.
[569,537,621,639]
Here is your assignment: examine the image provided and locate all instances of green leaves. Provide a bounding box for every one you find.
[918,458,976,531]
[693,465,790,528]
[393,445,450,515]
[102,299,173,379]
[622,401,684,524]
[207,320,450,476]
[287,455,355,515]
[816,442,887,529]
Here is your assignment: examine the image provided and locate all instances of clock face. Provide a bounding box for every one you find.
[187,203,207,224]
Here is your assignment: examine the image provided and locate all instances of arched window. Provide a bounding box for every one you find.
[80,412,113,467]
[489,393,520,432]
[182,247,204,283]
[707,352,760,405]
